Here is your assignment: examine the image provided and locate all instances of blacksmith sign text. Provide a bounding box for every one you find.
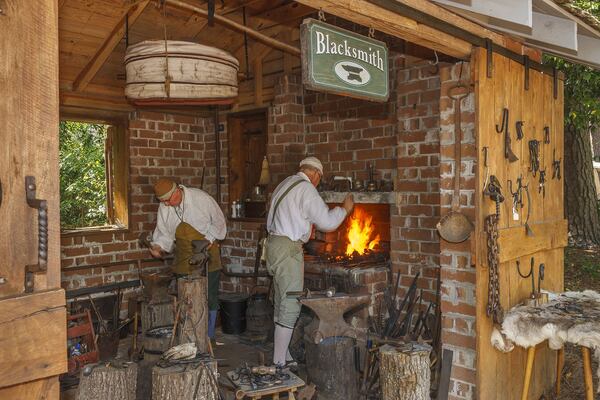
[300,18,389,102]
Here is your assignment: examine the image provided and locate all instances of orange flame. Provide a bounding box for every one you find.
[345,208,381,256]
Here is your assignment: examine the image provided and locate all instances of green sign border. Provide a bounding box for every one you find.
[301,18,389,102]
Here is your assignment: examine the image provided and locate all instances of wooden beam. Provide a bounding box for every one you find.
[72,0,150,92]
[433,0,532,29]
[497,219,568,263]
[294,0,472,59]
[61,90,134,112]
[165,0,301,56]
[387,0,506,46]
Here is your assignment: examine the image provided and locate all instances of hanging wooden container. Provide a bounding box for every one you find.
[125,40,239,106]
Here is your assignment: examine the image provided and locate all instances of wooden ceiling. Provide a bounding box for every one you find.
[59,0,315,114]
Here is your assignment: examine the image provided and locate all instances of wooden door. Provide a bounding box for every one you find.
[0,1,67,398]
[473,47,567,399]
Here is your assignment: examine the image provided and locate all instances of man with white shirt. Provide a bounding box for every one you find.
[266,156,354,367]
[149,178,227,340]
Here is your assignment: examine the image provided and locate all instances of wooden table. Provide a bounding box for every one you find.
[227,369,305,399]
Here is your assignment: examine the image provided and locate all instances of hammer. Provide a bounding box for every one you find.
[287,287,336,298]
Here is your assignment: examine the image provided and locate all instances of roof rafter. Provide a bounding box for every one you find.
[72,0,150,92]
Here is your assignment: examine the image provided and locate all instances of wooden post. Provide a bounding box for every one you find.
[379,343,431,400]
[581,346,594,400]
[521,346,536,400]
[77,363,137,400]
[556,347,564,396]
[152,361,218,400]
[177,276,209,353]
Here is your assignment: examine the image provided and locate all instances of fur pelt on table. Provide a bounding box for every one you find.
[491,290,600,392]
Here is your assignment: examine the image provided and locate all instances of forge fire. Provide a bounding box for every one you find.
[345,208,381,256]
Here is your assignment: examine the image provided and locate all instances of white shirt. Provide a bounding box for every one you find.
[152,186,227,252]
[267,172,347,243]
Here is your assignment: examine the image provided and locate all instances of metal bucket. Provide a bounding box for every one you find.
[246,292,274,339]
[144,325,173,354]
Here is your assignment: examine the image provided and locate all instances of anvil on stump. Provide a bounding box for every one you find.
[299,293,371,344]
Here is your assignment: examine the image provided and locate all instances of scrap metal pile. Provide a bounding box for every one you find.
[362,272,443,399]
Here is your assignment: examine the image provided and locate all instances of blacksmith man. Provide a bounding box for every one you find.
[266,157,354,367]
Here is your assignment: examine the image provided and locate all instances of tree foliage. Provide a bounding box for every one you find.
[59,121,108,229]
[544,1,600,247]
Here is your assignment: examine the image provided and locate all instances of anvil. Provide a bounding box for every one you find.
[299,293,371,344]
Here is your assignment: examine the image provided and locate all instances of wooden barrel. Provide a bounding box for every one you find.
[125,40,239,106]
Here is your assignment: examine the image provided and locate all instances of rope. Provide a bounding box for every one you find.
[162,1,171,98]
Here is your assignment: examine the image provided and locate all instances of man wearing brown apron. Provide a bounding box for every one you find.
[149,178,227,340]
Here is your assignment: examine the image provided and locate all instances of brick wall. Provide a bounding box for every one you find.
[61,111,222,296]
[393,56,442,305]
[438,62,477,400]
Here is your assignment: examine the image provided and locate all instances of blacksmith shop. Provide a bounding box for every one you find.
[2,1,600,400]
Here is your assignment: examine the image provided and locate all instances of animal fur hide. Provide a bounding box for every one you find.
[491,290,600,392]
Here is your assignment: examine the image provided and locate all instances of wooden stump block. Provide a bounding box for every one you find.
[379,343,431,400]
[152,361,218,400]
[77,362,137,400]
[177,276,208,353]
[141,300,175,335]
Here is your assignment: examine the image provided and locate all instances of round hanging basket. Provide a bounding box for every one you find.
[125,40,239,106]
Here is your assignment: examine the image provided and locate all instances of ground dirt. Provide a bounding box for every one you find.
[554,247,600,400]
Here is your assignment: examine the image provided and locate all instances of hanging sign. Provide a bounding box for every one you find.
[300,18,389,102]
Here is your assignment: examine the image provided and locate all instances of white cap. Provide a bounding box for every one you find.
[299,156,323,176]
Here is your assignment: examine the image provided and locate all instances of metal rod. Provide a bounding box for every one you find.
[165,0,301,56]
[214,106,221,204]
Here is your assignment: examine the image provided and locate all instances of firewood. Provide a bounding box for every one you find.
[379,343,432,400]
[77,362,137,400]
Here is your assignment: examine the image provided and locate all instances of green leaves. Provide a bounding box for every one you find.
[59,121,109,229]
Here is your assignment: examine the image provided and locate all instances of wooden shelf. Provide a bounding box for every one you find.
[319,191,396,204]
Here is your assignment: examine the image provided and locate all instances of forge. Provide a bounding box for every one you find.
[304,202,391,298]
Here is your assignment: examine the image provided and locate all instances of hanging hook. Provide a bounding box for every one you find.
[427,50,439,75]
[318,8,326,21]
[368,27,375,39]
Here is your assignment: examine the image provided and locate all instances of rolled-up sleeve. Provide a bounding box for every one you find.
[301,188,347,232]
[207,196,227,242]
[151,207,176,252]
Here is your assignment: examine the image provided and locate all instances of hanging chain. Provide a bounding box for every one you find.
[485,214,504,325]
[318,8,326,21]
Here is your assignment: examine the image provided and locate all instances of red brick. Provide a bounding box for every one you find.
[102,242,129,253]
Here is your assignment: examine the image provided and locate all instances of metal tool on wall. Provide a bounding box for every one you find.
[543,126,551,144]
[482,147,490,191]
[437,82,474,243]
[552,149,561,180]
[516,121,525,140]
[528,140,540,177]
[484,175,504,218]
[538,168,547,197]
[517,259,546,305]
[496,108,518,162]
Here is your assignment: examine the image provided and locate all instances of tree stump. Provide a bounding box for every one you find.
[379,343,432,400]
[152,361,218,400]
[177,276,208,353]
[77,362,137,400]
[141,299,174,335]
